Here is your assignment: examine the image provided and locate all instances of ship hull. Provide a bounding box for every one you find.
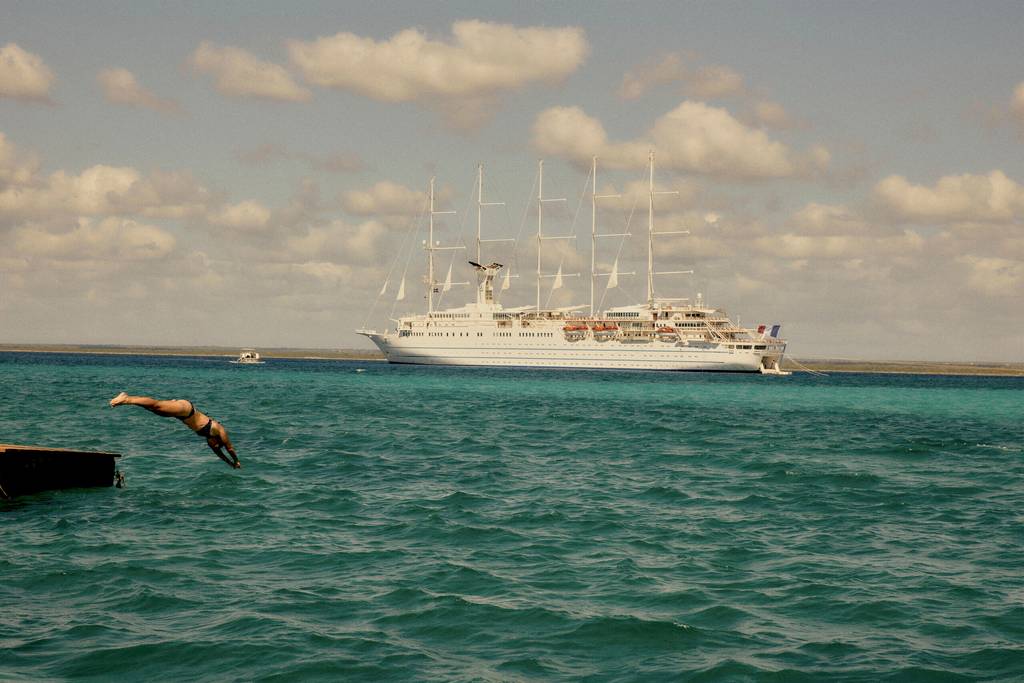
[360,332,777,372]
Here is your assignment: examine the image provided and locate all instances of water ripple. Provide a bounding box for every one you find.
[1,353,1022,680]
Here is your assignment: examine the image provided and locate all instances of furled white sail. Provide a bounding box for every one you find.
[396,277,405,301]
[501,268,511,291]
[607,259,619,289]
[443,264,453,292]
[379,279,388,297]
[552,265,563,290]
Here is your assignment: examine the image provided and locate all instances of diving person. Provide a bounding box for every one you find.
[109,392,241,469]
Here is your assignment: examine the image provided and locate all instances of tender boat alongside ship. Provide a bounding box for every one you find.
[358,153,788,373]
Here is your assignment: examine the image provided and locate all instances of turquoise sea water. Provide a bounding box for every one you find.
[1,352,1022,681]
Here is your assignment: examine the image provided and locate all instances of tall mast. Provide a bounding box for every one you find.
[590,156,597,317]
[429,176,436,313]
[646,150,689,307]
[590,157,624,316]
[426,176,458,313]
[647,151,655,305]
[535,160,570,311]
[536,160,543,312]
[475,163,509,293]
[476,164,483,264]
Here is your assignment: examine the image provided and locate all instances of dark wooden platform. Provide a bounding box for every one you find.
[0,444,121,499]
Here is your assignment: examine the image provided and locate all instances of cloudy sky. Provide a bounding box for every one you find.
[2,1,1022,361]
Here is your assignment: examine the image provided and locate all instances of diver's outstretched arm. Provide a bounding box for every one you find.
[209,443,241,469]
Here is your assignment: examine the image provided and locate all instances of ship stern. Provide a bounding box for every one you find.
[758,340,788,374]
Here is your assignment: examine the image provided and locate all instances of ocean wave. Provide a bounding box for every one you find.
[3,356,1023,680]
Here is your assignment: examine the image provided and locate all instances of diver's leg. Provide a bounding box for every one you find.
[110,394,191,418]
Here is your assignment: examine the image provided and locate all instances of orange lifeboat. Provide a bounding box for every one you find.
[656,326,679,342]
[563,322,588,340]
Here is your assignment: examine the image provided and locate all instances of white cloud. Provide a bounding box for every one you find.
[687,65,744,99]
[751,100,794,129]
[13,217,175,261]
[189,42,312,102]
[790,203,868,234]
[875,170,1024,223]
[132,170,213,219]
[0,164,211,223]
[289,21,587,104]
[291,260,355,284]
[648,102,797,177]
[97,67,181,114]
[619,53,688,100]
[618,52,743,100]
[310,152,366,174]
[0,132,40,189]
[0,43,55,102]
[957,255,1024,296]
[531,106,645,170]
[287,219,388,262]
[0,135,213,231]
[207,200,272,231]
[1002,235,1024,259]
[341,180,433,216]
[1010,82,1024,137]
[236,143,364,173]
[533,101,824,179]
[0,165,138,219]
[752,230,924,260]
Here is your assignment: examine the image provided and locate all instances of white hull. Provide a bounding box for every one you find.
[362,332,775,372]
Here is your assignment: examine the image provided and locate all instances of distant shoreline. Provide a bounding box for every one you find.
[0,344,384,362]
[2,344,1021,376]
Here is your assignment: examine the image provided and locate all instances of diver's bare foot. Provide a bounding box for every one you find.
[109,392,128,407]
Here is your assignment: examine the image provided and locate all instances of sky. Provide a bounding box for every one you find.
[1,1,1023,361]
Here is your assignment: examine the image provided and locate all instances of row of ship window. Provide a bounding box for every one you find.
[400,330,557,338]
[396,332,770,351]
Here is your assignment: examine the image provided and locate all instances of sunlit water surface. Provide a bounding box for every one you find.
[1,352,1022,681]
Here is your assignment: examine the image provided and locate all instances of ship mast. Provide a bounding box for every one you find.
[646,152,654,305]
[535,160,570,311]
[476,165,483,264]
[590,156,623,316]
[428,177,436,313]
[536,160,543,312]
[646,151,690,306]
[426,177,457,314]
[591,157,597,316]
[476,164,508,265]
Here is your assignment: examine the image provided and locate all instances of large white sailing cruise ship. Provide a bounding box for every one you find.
[357,154,787,373]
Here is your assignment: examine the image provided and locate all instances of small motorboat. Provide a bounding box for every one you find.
[231,348,265,365]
